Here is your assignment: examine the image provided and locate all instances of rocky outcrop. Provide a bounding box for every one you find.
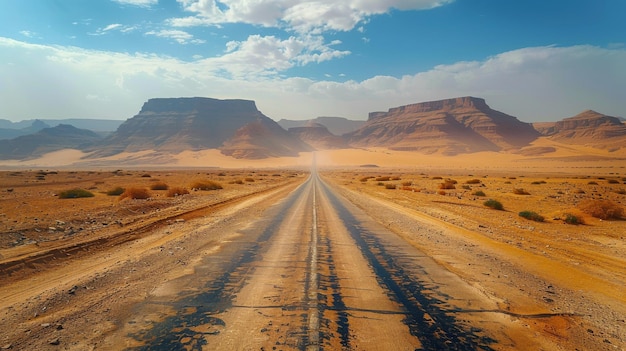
[288,122,348,150]
[278,117,365,136]
[88,97,309,158]
[220,118,312,159]
[347,97,540,155]
[0,124,101,159]
[542,110,626,150]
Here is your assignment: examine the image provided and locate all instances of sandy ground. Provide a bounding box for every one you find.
[0,147,625,350]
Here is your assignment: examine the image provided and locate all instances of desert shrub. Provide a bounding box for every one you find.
[438,181,456,190]
[432,176,443,180]
[437,190,447,195]
[577,199,624,220]
[513,188,530,195]
[377,182,384,186]
[375,176,391,181]
[230,179,244,185]
[244,177,255,182]
[519,211,545,222]
[59,188,95,199]
[531,180,547,185]
[106,187,125,196]
[391,176,402,181]
[401,181,412,186]
[616,189,626,195]
[588,181,598,185]
[446,179,458,184]
[166,187,189,197]
[150,182,169,190]
[462,185,471,190]
[190,180,223,190]
[473,190,486,197]
[564,213,584,225]
[119,187,150,200]
[141,173,151,178]
[607,179,619,184]
[400,186,418,192]
[465,179,481,184]
[360,176,374,182]
[385,184,396,190]
[484,199,504,210]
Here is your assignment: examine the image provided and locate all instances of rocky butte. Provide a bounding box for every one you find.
[88,97,310,159]
[347,97,541,155]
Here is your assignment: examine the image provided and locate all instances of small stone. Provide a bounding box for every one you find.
[49,338,60,345]
[1,344,13,350]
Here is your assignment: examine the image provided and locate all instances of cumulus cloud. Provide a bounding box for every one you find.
[170,0,452,32]
[145,30,206,44]
[0,37,624,122]
[208,34,350,78]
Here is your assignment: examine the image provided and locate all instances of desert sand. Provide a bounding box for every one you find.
[0,148,624,350]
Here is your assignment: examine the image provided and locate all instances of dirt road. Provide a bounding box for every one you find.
[1,167,621,350]
[106,172,557,350]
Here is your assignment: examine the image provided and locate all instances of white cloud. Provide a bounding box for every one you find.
[170,0,452,33]
[19,30,38,38]
[103,24,123,31]
[91,23,137,36]
[0,37,624,123]
[145,30,206,44]
[112,0,158,7]
[211,34,350,77]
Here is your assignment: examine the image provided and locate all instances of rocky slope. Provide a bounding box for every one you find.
[278,117,365,136]
[88,97,309,159]
[287,122,347,150]
[0,124,101,159]
[540,110,626,150]
[220,118,313,159]
[347,97,540,155]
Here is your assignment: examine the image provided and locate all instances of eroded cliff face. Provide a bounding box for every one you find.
[87,97,309,159]
[542,110,626,150]
[350,97,540,155]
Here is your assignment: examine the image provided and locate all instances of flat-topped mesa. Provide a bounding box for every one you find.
[368,97,488,121]
[139,97,260,115]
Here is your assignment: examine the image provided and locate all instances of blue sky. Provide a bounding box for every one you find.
[1,0,625,122]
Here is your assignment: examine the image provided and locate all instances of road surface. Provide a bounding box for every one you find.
[101,169,538,351]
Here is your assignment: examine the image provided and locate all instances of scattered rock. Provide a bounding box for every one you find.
[49,338,60,345]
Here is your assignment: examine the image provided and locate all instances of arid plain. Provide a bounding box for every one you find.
[0,147,625,350]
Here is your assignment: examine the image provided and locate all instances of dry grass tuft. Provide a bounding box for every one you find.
[150,182,169,190]
[438,181,456,190]
[513,188,531,195]
[119,187,150,200]
[58,188,95,199]
[577,199,624,220]
[190,180,223,191]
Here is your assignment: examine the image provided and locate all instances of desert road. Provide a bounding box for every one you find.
[3,167,613,350]
[98,170,545,350]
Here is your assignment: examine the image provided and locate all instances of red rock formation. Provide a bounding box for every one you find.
[348,97,539,155]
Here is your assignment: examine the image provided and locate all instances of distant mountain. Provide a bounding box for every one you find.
[0,120,50,140]
[347,97,540,155]
[88,97,310,159]
[278,117,365,136]
[0,124,101,160]
[288,122,348,150]
[540,110,626,151]
[221,118,313,159]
